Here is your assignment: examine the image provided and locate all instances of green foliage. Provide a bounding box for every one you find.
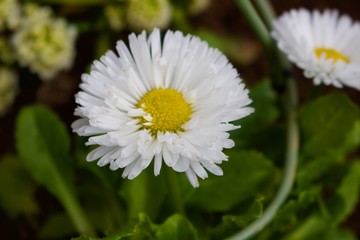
[298,92,360,157]
[119,168,168,220]
[15,105,94,235]
[155,214,198,240]
[326,161,360,224]
[210,195,264,239]
[73,213,197,240]
[185,150,274,212]
[0,155,38,218]
[15,105,74,199]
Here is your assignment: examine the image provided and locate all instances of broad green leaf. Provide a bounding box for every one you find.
[0,155,38,218]
[297,153,341,190]
[298,92,359,156]
[16,105,93,235]
[119,168,167,220]
[326,161,360,224]
[185,150,274,212]
[156,214,198,240]
[15,105,74,197]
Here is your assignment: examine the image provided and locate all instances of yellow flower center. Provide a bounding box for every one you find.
[136,88,192,134]
[314,48,349,63]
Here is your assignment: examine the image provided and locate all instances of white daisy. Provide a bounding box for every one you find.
[72,29,253,187]
[272,8,360,90]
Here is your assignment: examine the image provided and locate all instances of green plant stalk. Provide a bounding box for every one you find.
[228,76,299,240]
[165,167,185,215]
[228,1,299,239]
[234,0,284,88]
[54,169,96,236]
[254,0,276,29]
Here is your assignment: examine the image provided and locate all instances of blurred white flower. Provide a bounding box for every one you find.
[0,0,20,31]
[0,67,18,116]
[272,8,360,90]
[126,0,172,31]
[72,29,253,187]
[12,4,77,80]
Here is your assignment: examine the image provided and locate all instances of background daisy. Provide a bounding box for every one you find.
[72,29,253,187]
[272,8,360,90]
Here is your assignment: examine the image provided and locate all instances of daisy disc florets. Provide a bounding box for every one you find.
[72,29,253,187]
[272,8,360,90]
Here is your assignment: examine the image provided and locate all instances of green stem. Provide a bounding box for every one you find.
[57,173,96,236]
[165,167,185,215]
[254,0,276,29]
[227,75,299,240]
[234,0,272,48]
[234,0,284,88]
[228,1,299,239]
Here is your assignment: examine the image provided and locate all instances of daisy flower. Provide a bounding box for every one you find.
[72,29,253,187]
[272,8,360,90]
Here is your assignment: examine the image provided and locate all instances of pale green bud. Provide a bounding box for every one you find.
[127,0,172,31]
[105,5,126,31]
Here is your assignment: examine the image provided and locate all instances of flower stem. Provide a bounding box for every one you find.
[254,0,276,29]
[234,0,284,88]
[228,1,299,239]
[57,173,96,236]
[227,75,299,240]
[234,0,272,48]
[165,168,185,215]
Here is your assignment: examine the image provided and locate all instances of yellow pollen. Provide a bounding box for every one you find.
[314,48,349,63]
[136,88,192,134]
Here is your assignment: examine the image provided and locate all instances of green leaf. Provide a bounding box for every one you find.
[210,195,264,239]
[185,150,274,212]
[298,92,359,156]
[326,161,360,224]
[156,214,198,240]
[15,105,73,197]
[234,80,279,144]
[119,168,167,220]
[283,214,356,240]
[110,213,157,240]
[16,105,94,235]
[0,155,38,218]
[297,153,340,190]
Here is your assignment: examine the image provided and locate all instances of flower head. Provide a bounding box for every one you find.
[126,0,172,31]
[72,29,253,187]
[12,4,77,80]
[272,8,360,90]
[0,0,20,31]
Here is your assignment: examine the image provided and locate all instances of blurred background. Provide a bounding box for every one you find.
[0,0,360,239]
